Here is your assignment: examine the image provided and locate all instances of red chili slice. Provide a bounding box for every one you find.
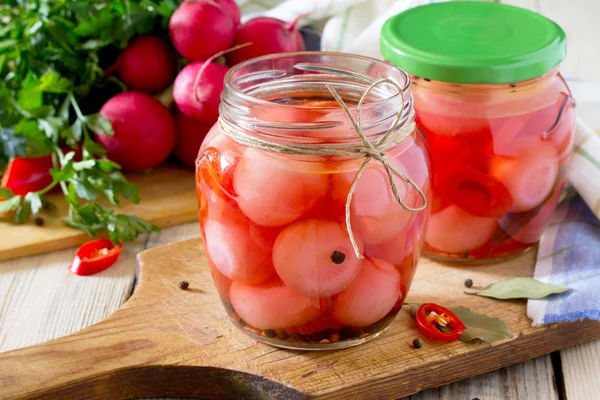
[196,147,236,201]
[1,155,54,196]
[415,303,466,342]
[436,165,513,218]
[69,239,122,276]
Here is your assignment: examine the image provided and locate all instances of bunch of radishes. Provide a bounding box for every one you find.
[95,0,306,171]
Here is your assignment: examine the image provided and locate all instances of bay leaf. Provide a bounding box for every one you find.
[449,306,513,343]
[473,277,569,300]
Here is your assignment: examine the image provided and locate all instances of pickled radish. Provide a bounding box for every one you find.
[230,280,321,330]
[273,219,363,298]
[207,258,232,303]
[364,231,408,267]
[204,217,276,284]
[490,139,559,213]
[331,258,401,327]
[330,160,415,244]
[500,182,563,244]
[425,206,497,253]
[233,148,329,226]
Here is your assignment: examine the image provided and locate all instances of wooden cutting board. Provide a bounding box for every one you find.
[0,162,198,262]
[1,238,599,400]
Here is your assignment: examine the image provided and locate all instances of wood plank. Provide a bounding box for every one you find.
[0,223,198,353]
[561,341,600,400]
[0,163,198,263]
[406,356,558,400]
[1,239,598,400]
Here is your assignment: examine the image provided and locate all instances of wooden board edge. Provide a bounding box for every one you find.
[314,319,600,399]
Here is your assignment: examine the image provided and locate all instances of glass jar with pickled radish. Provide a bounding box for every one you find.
[381,2,575,263]
[195,52,431,350]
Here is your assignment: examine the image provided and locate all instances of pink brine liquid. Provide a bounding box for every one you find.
[412,71,575,261]
[196,98,431,349]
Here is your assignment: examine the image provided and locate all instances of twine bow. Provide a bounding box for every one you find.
[218,77,428,259]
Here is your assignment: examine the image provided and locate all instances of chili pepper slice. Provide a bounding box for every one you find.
[436,165,513,218]
[196,147,236,201]
[69,239,122,276]
[415,303,466,342]
[1,155,54,196]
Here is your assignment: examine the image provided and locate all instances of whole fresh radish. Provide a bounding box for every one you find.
[213,0,241,26]
[173,61,229,123]
[95,92,176,172]
[169,1,235,61]
[226,16,306,66]
[173,110,214,167]
[106,35,176,95]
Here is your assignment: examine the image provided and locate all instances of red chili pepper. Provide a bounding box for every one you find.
[415,303,467,342]
[69,239,122,276]
[1,155,54,196]
[436,165,513,218]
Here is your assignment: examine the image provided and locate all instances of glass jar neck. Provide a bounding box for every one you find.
[411,67,562,96]
[220,52,414,145]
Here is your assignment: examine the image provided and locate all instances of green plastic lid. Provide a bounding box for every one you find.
[380,1,566,84]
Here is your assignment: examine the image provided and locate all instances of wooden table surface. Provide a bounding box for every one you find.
[1,1,599,399]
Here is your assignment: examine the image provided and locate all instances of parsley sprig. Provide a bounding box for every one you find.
[0,0,179,242]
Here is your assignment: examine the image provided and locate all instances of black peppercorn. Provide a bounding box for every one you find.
[413,338,423,349]
[464,278,473,288]
[330,250,346,264]
[34,216,44,226]
[276,331,289,340]
[264,329,276,338]
[178,280,189,290]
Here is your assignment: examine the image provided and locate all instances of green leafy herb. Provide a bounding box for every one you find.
[0,0,174,242]
[465,278,569,300]
[409,304,512,343]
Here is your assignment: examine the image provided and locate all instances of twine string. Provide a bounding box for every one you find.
[218,77,427,259]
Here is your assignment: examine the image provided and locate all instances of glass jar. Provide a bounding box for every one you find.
[381,2,575,263]
[195,52,431,350]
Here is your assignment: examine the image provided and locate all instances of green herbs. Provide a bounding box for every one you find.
[0,0,177,242]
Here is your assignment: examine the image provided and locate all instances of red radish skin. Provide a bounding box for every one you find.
[95,92,176,171]
[331,258,401,327]
[204,216,276,284]
[490,138,559,213]
[330,159,415,244]
[230,280,321,330]
[272,219,363,299]
[425,205,497,253]
[173,61,228,123]
[173,110,214,167]
[107,35,176,94]
[212,0,241,26]
[169,1,235,61]
[226,16,305,66]
[233,148,329,227]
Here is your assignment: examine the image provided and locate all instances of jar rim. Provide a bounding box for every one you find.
[221,52,414,143]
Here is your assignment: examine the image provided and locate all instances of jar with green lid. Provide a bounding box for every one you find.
[381,1,575,263]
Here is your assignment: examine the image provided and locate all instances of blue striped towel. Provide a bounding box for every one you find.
[528,195,600,325]
[527,78,600,326]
